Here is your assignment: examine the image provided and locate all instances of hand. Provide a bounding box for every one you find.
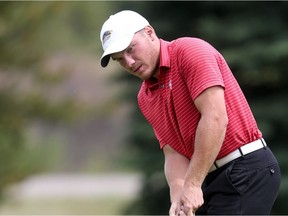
[169,185,203,216]
[169,203,194,216]
[169,202,194,216]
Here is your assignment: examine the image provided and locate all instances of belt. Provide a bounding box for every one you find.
[209,138,267,173]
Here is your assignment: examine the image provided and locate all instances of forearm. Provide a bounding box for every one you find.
[164,118,227,216]
[184,115,227,188]
[164,145,190,202]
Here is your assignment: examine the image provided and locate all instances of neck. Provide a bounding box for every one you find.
[152,41,161,80]
[152,68,159,79]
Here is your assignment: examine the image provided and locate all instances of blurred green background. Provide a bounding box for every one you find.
[0,1,287,215]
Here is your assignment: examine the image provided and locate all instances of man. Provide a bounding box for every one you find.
[99,10,281,215]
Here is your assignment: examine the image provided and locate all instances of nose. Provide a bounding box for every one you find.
[123,55,135,68]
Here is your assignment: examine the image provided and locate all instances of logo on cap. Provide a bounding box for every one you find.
[102,30,112,45]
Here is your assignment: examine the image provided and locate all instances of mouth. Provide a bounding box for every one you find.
[133,65,142,73]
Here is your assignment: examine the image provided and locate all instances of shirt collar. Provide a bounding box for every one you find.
[159,39,171,69]
[144,39,171,91]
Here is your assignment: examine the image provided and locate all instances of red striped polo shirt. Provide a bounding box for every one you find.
[138,38,262,159]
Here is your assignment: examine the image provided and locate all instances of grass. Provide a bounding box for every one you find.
[0,196,133,215]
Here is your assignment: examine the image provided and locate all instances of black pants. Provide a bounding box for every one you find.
[196,147,281,215]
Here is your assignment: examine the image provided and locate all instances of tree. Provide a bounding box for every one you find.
[0,1,113,200]
[114,2,288,214]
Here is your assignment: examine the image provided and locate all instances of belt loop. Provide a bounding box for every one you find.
[261,138,267,149]
[238,147,244,158]
[214,161,219,169]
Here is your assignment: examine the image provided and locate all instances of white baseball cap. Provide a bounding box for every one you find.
[100,10,149,67]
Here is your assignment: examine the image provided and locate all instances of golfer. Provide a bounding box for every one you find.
[99,10,281,215]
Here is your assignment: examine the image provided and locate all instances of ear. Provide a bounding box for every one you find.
[144,25,156,40]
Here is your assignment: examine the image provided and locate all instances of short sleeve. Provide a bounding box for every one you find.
[176,38,225,100]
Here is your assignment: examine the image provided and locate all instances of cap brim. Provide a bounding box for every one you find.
[101,55,110,67]
[100,33,134,68]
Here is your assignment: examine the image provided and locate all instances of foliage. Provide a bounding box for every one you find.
[0,1,114,200]
[0,1,66,199]
[114,2,288,214]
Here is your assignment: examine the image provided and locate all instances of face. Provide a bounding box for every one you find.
[111,26,160,80]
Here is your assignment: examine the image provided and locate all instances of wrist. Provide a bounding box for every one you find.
[183,165,205,188]
[183,178,202,189]
[169,181,184,203]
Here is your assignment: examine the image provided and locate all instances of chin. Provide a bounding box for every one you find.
[140,74,153,81]
[141,77,150,81]
[143,70,156,80]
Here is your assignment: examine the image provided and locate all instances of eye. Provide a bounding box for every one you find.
[112,56,122,62]
[127,44,135,54]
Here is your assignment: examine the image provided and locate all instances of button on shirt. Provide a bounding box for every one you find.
[138,38,262,159]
